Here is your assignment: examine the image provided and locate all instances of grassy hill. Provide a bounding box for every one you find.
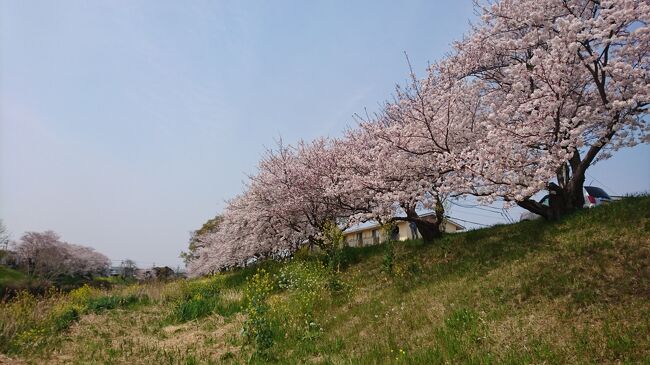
[0,266,29,293]
[1,197,648,364]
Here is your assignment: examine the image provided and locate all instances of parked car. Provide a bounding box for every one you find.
[520,186,612,221]
[583,185,613,207]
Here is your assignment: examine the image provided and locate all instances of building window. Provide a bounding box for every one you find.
[356,232,363,246]
[372,229,379,244]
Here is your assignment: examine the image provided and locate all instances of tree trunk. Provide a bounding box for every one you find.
[518,177,586,221]
[403,204,444,244]
[414,217,443,243]
[545,128,614,218]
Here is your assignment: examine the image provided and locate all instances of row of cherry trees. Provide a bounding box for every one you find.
[12,231,111,279]
[188,0,648,276]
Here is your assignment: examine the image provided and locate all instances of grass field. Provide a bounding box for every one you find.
[1,197,648,364]
[0,266,28,288]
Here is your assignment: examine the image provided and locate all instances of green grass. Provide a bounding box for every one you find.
[1,196,649,364]
[85,294,146,313]
[0,266,28,284]
[0,266,40,299]
[0,266,130,299]
[167,276,244,323]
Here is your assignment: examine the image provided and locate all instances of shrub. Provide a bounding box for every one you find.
[276,261,327,313]
[242,269,275,358]
[321,222,352,295]
[2,290,84,353]
[171,294,218,322]
[167,275,233,323]
[49,305,80,332]
[0,290,39,352]
[271,260,335,344]
[382,222,397,276]
[85,294,142,313]
[68,284,95,305]
[0,285,149,354]
[322,222,345,274]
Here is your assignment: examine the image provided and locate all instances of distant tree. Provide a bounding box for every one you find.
[15,231,68,278]
[181,215,223,265]
[13,231,110,279]
[0,220,9,251]
[120,259,137,278]
[153,266,174,280]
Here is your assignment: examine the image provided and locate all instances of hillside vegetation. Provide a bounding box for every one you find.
[1,197,648,364]
[0,267,29,295]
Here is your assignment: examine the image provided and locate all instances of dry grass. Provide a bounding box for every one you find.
[1,197,648,364]
[39,306,243,364]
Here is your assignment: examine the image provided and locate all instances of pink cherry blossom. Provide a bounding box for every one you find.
[189,0,648,275]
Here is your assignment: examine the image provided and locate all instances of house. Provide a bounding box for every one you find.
[343,214,465,247]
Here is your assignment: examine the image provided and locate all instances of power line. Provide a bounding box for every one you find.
[450,201,504,213]
[502,210,515,223]
[453,210,508,220]
[450,200,514,223]
[445,215,491,227]
[586,172,619,196]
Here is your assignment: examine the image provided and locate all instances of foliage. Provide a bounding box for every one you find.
[272,260,331,346]
[0,220,9,251]
[181,215,223,265]
[0,284,148,354]
[167,275,242,323]
[242,269,275,358]
[119,259,138,278]
[277,261,326,309]
[321,221,350,294]
[153,266,175,281]
[381,222,397,276]
[0,266,28,285]
[12,231,110,279]
[85,294,143,313]
[188,0,648,273]
[0,198,649,364]
[321,221,345,272]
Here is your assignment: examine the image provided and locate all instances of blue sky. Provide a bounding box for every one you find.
[1,1,648,268]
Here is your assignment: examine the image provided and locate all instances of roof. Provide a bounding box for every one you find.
[343,215,465,235]
[420,212,465,230]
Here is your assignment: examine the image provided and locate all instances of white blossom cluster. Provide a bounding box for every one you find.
[14,231,111,278]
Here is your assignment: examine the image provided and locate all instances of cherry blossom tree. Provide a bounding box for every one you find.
[187,189,298,276]
[14,231,67,278]
[13,231,110,278]
[447,0,649,218]
[251,139,341,247]
[333,60,488,241]
[188,139,361,275]
[333,124,449,242]
[189,0,648,275]
[64,243,111,277]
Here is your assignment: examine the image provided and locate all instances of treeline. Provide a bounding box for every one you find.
[5,230,110,279]
[187,0,648,275]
